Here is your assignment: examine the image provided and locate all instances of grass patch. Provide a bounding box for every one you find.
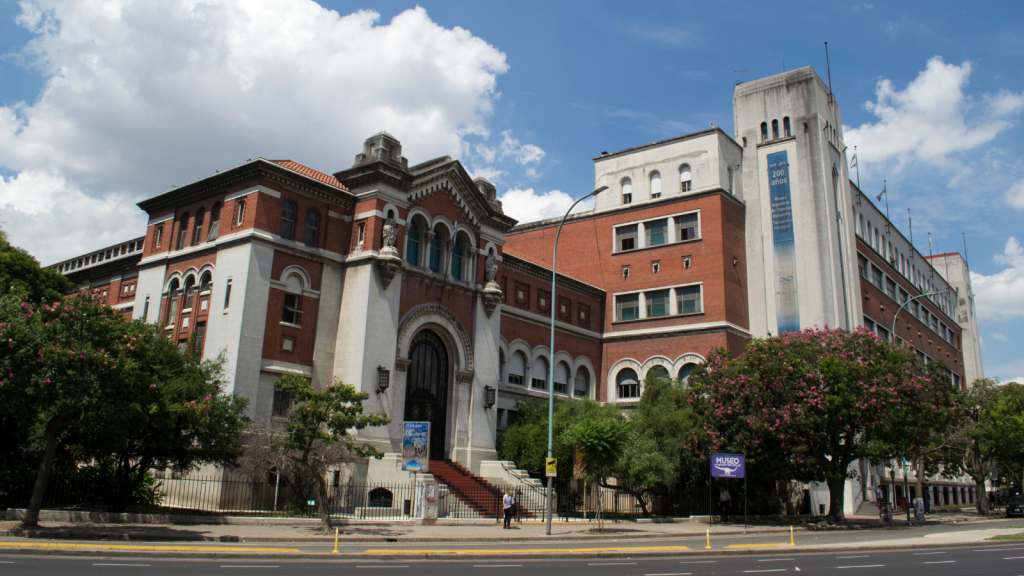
[990,532,1024,541]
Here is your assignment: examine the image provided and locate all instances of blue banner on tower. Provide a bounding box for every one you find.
[767,151,800,334]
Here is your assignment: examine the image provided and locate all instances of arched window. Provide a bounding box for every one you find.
[574,365,591,398]
[429,224,447,272]
[760,122,768,143]
[304,209,320,246]
[234,198,246,227]
[176,213,189,250]
[451,233,466,281]
[282,273,303,325]
[531,356,549,390]
[621,178,632,205]
[183,275,196,309]
[647,365,670,381]
[199,271,213,292]
[207,203,221,241]
[650,172,662,199]
[783,116,791,138]
[166,278,180,322]
[508,351,526,386]
[406,219,422,266]
[680,165,692,192]
[772,119,779,140]
[367,487,393,508]
[280,201,296,240]
[678,363,698,384]
[193,208,205,246]
[617,367,639,399]
[554,361,571,395]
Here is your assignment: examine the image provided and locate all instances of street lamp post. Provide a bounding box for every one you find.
[546,186,607,536]
[889,290,948,343]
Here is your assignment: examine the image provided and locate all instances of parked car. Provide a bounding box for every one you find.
[1007,495,1024,518]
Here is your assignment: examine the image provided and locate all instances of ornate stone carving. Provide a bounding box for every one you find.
[394,358,411,372]
[396,305,474,372]
[455,370,474,385]
[377,257,401,289]
[382,217,398,249]
[482,286,502,318]
[484,252,498,283]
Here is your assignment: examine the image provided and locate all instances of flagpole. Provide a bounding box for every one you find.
[853,146,860,189]
[883,180,890,235]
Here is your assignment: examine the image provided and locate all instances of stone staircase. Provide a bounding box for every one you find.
[429,459,514,519]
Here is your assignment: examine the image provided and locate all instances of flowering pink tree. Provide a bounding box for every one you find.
[689,327,956,523]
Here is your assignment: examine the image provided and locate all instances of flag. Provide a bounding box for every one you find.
[875,183,886,201]
[850,153,858,170]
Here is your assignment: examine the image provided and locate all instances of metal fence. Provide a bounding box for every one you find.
[3,472,778,521]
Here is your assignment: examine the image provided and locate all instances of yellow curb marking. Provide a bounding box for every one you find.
[726,543,790,548]
[0,542,301,553]
[363,545,689,555]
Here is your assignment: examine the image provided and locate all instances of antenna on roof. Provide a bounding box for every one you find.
[824,42,834,106]
[734,64,749,83]
[962,232,970,270]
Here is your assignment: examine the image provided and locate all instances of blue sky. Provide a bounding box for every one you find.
[1,0,1022,382]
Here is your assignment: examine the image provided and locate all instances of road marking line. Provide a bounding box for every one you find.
[0,542,299,553]
[220,566,279,568]
[728,543,789,548]
[837,566,884,569]
[356,567,410,569]
[836,556,869,559]
[1005,556,1024,559]
[680,561,716,564]
[362,546,689,555]
[646,573,692,575]
[589,562,637,565]
[975,547,1024,552]
[92,564,150,567]
[914,552,946,555]
[473,565,523,568]
[924,561,955,564]
[743,570,786,574]
[758,558,795,561]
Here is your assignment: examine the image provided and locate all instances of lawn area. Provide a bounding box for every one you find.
[989,531,1024,541]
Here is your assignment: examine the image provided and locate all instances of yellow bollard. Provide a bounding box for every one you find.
[332,527,340,554]
[789,525,794,546]
[706,527,711,549]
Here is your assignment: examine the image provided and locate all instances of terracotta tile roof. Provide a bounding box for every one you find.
[503,247,602,291]
[270,160,348,191]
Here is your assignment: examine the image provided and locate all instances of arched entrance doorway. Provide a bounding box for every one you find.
[404,330,449,461]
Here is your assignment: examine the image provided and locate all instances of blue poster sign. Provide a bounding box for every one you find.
[711,453,745,478]
[402,422,430,472]
[767,151,800,334]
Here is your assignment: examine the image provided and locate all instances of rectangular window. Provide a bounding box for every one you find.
[531,377,547,390]
[616,225,638,251]
[618,381,640,399]
[507,373,523,386]
[142,296,149,319]
[622,193,632,205]
[616,293,640,321]
[871,266,883,289]
[858,254,868,278]
[863,316,875,333]
[645,219,667,247]
[272,390,291,417]
[283,293,302,325]
[899,288,908,304]
[357,222,366,244]
[931,316,938,332]
[677,285,702,314]
[194,322,206,356]
[554,381,567,394]
[223,279,232,311]
[910,301,918,318]
[235,199,246,227]
[155,225,163,248]
[877,325,890,341]
[646,289,669,318]
[886,277,896,301]
[675,213,699,241]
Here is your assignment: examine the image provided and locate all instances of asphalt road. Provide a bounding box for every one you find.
[1,545,1024,576]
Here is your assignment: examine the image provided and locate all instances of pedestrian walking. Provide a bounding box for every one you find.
[502,491,515,529]
[720,487,731,522]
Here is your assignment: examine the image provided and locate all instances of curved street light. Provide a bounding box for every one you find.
[546,185,607,535]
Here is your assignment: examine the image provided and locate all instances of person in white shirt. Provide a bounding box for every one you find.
[720,488,731,522]
[502,492,515,528]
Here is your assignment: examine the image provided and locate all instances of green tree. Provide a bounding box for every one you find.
[573,417,626,531]
[241,374,389,532]
[0,290,137,528]
[0,229,72,304]
[498,397,621,481]
[991,382,1024,491]
[80,326,251,512]
[689,327,955,523]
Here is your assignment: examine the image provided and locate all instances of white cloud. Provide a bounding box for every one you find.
[1005,376,1024,385]
[474,130,545,166]
[971,236,1024,321]
[1007,178,1024,209]
[470,166,504,183]
[844,57,1024,170]
[992,332,1009,342]
[0,0,512,261]
[0,171,146,265]
[498,188,593,224]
